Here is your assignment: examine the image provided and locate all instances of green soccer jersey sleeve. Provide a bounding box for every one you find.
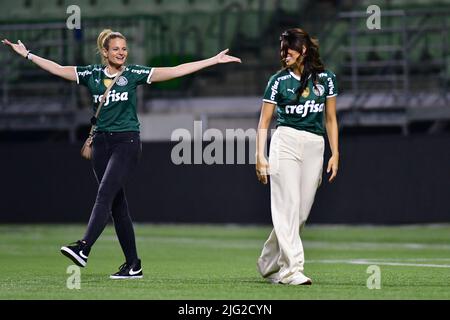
[324,70,338,98]
[75,65,97,87]
[129,65,154,86]
[262,74,280,104]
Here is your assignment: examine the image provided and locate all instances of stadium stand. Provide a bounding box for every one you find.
[0,0,449,140]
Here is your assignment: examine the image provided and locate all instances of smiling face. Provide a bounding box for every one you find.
[281,47,302,67]
[103,38,128,67]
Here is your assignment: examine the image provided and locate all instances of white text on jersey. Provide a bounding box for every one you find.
[284,100,324,117]
[93,90,129,106]
[327,77,335,95]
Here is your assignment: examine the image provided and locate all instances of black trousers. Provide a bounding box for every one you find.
[83,131,142,264]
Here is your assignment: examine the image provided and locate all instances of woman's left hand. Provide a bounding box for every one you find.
[327,154,339,183]
[215,49,242,64]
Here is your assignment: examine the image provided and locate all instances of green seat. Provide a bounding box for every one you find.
[94,0,130,16]
[73,0,99,18]
[0,1,21,21]
[157,0,191,13]
[189,0,228,12]
[125,0,163,15]
[39,0,70,20]
[126,0,175,15]
[5,0,34,21]
[279,0,303,12]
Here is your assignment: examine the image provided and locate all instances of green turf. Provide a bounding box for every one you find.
[0,224,449,299]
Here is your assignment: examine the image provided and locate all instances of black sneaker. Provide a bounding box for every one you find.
[110,259,143,279]
[60,240,90,267]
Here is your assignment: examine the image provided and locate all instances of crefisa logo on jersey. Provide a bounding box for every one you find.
[313,84,325,96]
[116,76,128,87]
[93,90,129,106]
[270,80,279,101]
[285,100,324,117]
[327,77,335,95]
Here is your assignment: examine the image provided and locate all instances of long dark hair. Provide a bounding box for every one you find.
[280,28,325,99]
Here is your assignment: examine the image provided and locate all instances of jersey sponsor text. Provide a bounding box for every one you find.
[131,68,150,75]
[284,100,324,117]
[94,90,129,106]
[327,77,335,95]
[270,80,279,101]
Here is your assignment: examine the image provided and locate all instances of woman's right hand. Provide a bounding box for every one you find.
[2,39,29,58]
[256,156,270,185]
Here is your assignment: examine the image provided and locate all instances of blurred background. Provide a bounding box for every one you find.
[0,0,449,224]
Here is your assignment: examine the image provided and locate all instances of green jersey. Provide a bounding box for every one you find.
[263,69,338,136]
[76,64,154,132]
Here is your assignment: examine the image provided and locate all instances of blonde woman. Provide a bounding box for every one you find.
[2,30,241,279]
[255,28,339,285]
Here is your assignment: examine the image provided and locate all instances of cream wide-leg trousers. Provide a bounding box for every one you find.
[257,126,324,284]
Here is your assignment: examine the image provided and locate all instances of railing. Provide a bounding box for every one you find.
[338,9,449,93]
[335,8,450,132]
[0,6,269,139]
[0,3,449,139]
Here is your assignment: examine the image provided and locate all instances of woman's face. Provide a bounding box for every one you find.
[104,38,128,67]
[280,43,305,67]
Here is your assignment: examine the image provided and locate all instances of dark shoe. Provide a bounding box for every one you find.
[60,240,90,267]
[110,259,143,279]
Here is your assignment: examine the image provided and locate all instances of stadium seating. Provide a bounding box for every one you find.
[4,0,40,20]
[359,0,450,7]
[1,0,449,137]
[38,0,70,19]
[279,0,304,12]
[0,0,280,21]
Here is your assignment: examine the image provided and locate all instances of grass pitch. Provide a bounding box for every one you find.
[0,224,449,300]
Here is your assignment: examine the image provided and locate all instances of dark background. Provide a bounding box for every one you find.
[2,133,449,224]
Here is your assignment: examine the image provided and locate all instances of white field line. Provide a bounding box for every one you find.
[356,258,450,261]
[304,241,450,250]
[308,259,450,268]
[98,236,450,251]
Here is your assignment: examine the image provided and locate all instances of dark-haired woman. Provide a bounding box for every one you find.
[2,29,241,279]
[255,28,339,285]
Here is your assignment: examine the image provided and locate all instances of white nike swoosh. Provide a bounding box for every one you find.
[79,251,88,259]
[129,268,142,276]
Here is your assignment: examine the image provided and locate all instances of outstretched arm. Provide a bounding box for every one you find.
[150,49,241,83]
[2,39,77,82]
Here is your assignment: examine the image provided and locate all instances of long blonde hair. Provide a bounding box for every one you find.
[96,29,127,65]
